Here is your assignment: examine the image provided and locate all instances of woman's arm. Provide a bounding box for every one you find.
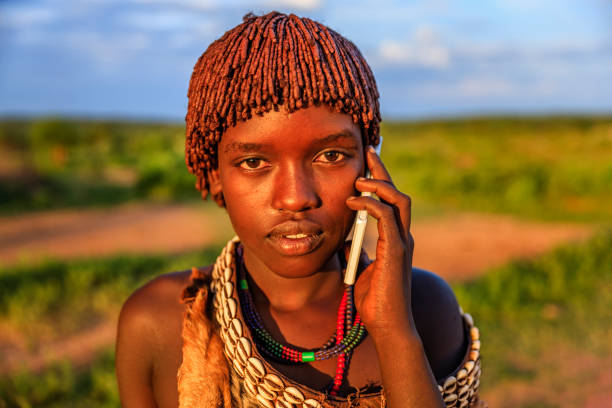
[346,145,454,407]
[116,272,189,408]
[116,286,159,407]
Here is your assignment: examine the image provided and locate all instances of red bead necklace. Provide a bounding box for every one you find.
[237,251,366,395]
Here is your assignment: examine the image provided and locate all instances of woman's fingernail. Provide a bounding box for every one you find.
[347,196,356,201]
[357,177,366,181]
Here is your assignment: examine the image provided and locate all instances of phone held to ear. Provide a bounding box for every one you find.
[344,137,383,286]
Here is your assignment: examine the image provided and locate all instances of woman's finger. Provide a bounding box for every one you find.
[355,177,412,236]
[366,145,394,185]
[346,195,405,256]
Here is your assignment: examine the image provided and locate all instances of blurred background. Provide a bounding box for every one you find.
[1,1,611,407]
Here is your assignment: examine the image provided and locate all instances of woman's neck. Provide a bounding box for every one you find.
[241,248,344,314]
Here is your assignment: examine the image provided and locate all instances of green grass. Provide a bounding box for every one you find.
[1,231,611,406]
[0,246,223,346]
[0,350,117,408]
[0,118,196,213]
[1,116,611,221]
[453,228,612,387]
[381,117,612,222]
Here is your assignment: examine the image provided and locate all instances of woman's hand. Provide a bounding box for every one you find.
[346,145,445,408]
[345,145,416,338]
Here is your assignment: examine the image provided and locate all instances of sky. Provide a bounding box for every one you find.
[1,0,611,120]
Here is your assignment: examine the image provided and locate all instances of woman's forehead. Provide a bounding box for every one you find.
[220,105,362,153]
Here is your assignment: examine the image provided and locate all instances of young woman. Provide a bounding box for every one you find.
[116,12,484,408]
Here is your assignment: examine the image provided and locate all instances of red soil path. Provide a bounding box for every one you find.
[0,203,592,282]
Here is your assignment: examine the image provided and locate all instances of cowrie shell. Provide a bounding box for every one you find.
[257,383,277,400]
[232,359,245,378]
[246,357,266,379]
[244,367,261,388]
[236,337,251,364]
[302,399,322,408]
[244,378,258,396]
[224,281,233,299]
[283,387,305,404]
[226,297,237,319]
[464,360,475,374]
[443,393,458,404]
[275,399,293,408]
[262,373,284,391]
[229,318,243,340]
[256,394,274,408]
[223,266,232,282]
[215,307,223,325]
[227,239,236,251]
[458,385,470,401]
[471,340,481,351]
[443,376,457,393]
[222,305,231,327]
[223,340,235,359]
[470,327,479,341]
[467,372,475,386]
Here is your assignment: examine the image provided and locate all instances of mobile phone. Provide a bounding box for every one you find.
[344,137,383,285]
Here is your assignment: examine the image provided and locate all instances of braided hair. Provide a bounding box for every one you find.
[185,11,381,205]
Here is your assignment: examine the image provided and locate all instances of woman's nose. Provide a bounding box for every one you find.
[271,164,321,212]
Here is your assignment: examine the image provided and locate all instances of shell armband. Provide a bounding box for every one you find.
[437,312,485,408]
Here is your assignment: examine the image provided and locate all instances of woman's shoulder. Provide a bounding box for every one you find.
[120,270,194,321]
[410,268,468,381]
[118,266,214,334]
[116,267,214,406]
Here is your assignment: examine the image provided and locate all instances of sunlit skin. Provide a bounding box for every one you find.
[116,105,466,408]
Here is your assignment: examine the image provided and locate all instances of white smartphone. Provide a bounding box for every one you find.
[344,137,383,285]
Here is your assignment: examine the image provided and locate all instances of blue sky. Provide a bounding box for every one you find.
[1,0,611,120]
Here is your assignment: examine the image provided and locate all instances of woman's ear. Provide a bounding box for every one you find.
[208,168,225,207]
[208,168,222,195]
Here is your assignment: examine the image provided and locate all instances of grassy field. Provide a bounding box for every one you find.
[0,247,222,408]
[1,116,611,221]
[1,116,611,407]
[382,117,612,222]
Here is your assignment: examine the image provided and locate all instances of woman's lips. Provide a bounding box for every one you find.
[266,221,324,256]
[267,232,324,256]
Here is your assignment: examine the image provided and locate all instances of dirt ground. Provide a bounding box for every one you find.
[0,203,593,281]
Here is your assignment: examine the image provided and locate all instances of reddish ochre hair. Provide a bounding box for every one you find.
[185,11,381,205]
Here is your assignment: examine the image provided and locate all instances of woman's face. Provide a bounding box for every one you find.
[215,105,365,278]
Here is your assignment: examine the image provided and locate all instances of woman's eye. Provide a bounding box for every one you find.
[239,158,267,170]
[317,151,345,163]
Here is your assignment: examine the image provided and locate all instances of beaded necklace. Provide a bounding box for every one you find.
[236,248,367,396]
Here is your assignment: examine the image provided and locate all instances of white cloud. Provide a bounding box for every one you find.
[377,25,450,69]
[121,10,201,31]
[130,0,219,11]
[378,25,450,69]
[1,5,58,27]
[264,0,323,10]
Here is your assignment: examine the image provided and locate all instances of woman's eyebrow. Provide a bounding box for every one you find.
[224,141,264,154]
[316,130,360,146]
